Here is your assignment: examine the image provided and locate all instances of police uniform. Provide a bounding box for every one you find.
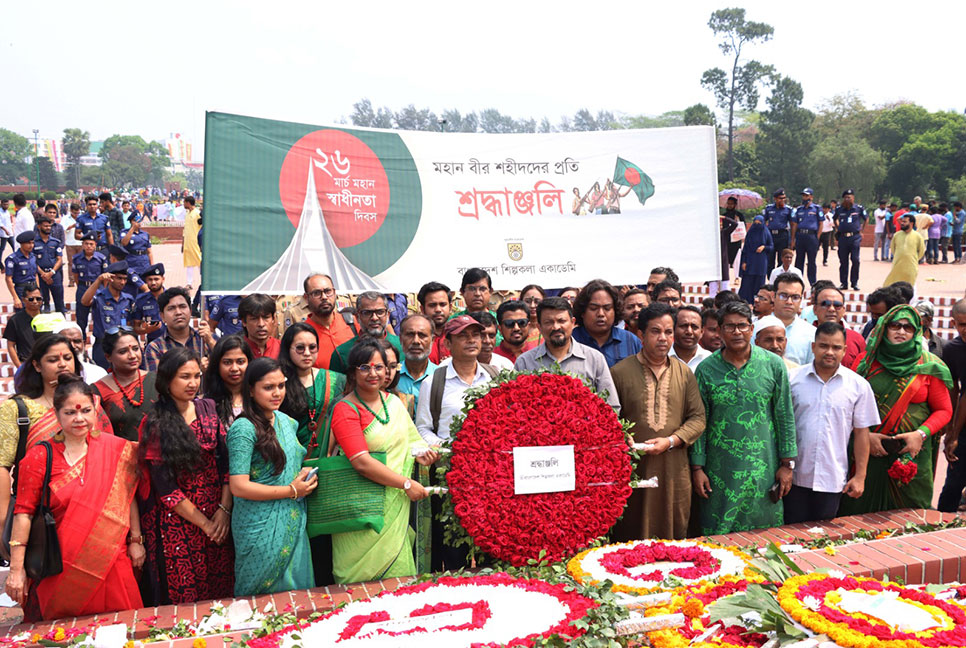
[833,190,867,290]
[791,189,822,285]
[209,294,243,336]
[75,212,111,251]
[120,226,152,275]
[132,263,164,343]
[5,232,38,303]
[32,232,65,313]
[107,246,146,298]
[72,241,108,337]
[761,190,793,274]
[90,261,136,369]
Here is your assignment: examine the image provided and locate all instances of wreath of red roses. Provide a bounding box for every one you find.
[445,371,633,565]
[601,544,721,582]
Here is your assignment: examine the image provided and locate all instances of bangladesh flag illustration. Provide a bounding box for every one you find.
[613,157,655,206]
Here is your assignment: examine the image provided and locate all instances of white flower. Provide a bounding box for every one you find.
[807,527,824,535]
[802,596,822,611]
[263,601,276,614]
[826,569,846,579]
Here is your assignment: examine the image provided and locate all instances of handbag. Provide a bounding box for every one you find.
[24,441,62,581]
[303,401,387,537]
[1,397,32,561]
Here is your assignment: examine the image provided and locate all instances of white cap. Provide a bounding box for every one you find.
[753,315,785,339]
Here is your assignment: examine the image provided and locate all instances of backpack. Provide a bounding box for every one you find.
[429,363,498,435]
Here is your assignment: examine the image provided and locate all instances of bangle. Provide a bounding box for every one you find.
[8,540,25,548]
[127,535,142,545]
[666,436,676,449]
[918,429,928,441]
[690,465,704,472]
[218,504,232,515]
[289,484,298,500]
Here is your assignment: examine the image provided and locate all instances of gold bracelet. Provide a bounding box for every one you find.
[218,504,232,515]
[8,540,25,548]
[128,535,143,545]
[289,484,298,500]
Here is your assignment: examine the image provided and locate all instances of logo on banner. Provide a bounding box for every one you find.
[507,242,523,261]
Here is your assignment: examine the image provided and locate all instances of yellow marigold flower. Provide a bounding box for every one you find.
[192,639,207,648]
[692,618,704,631]
[30,634,40,644]
[53,628,66,642]
[681,598,706,618]
[824,546,837,555]
[124,641,135,648]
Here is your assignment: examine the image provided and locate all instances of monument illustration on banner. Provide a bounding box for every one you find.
[243,160,382,292]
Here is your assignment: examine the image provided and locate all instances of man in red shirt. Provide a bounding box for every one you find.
[492,300,533,362]
[240,293,280,359]
[303,273,354,369]
[813,286,866,368]
[418,281,452,364]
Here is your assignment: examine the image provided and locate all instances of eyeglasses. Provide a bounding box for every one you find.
[307,288,335,299]
[501,318,529,329]
[721,322,752,333]
[24,296,43,303]
[886,322,916,333]
[359,308,388,318]
[357,363,387,374]
[776,293,803,302]
[105,325,135,335]
[753,294,772,302]
[293,343,318,354]
[819,299,844,309]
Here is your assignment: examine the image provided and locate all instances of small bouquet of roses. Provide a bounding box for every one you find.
[887,452,918,485]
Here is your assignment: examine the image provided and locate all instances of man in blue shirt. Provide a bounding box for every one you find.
[32,216,65,314]
[953,201,966,264]
[832,189,867,291]
[4,232,38,309]
[75,196,112,251]
[397,313,438,408]
[80,261,136,368]
[208,294,244,336]
[71,234,108,336]
[119,214,153,276]
[571,279,642,367]
[762,188,793,275]
[106,245,149,298]
[790,187,822,285]
[132,263,166,343]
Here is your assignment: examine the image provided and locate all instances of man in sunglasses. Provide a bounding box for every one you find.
[328,291,402,373]
[813,286,866,368]
[493,300,534,362]
[2,283,41,367]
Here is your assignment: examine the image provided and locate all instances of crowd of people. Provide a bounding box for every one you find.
[0,187,962,623]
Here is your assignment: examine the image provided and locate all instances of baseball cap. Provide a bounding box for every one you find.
[443,315,484,337]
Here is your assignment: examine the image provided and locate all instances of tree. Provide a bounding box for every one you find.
[99,135,170,188]
[684,104,716,127]
[621,111,686,129]
[812,93,875,141]
[807,134,885,204]
[700,7,774,182]
[756,76,815,192]
[0,128,31,185]
[61,127,90,190]
[37,157,57,190]
[350,99,394,129]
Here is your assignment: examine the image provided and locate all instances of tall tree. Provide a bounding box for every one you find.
[61,127,90,190]
[684,103,716,127]
[99,135,170,188]
[0,128,31,185]
[756,76,815,192]
[807,134,885,203]
[700,7,774,182]
[37,157,57,190]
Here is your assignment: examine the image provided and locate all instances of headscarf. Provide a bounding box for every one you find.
[857,304,952,386]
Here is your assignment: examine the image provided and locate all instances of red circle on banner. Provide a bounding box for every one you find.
[623,167,641,186]
[278,129,390,248]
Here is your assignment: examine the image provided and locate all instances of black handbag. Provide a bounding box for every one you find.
[24,441,62,580]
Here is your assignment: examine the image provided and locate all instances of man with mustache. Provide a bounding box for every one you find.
[301,273,354,369]
[328,291,402,373]
[142,286,214,371]
[397,313,438,408]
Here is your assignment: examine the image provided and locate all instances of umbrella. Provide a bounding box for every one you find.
[718,189,763,211]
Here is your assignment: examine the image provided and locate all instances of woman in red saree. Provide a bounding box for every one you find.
[4,374,143,621]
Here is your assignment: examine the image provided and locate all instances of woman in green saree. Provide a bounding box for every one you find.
[329,340,438,585]
[839,304,953,515]
[227,357,319,595]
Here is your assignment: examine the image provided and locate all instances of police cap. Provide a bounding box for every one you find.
[107,245,128,259]
[139,263,165,279]
[106,261,129,274]
[16,232,35,244]
[772,188,786,198]
[842,188,855,197]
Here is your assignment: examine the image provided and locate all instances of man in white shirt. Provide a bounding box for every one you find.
[873,199,889,262]
[767,248,803,284]
[53,321,108,384]
[11,194,35,239]
[668,305,710,371]
[773,272,815,365]
[786,321,880,523]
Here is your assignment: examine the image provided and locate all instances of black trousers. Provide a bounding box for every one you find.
[768,229,789,275]
[783,484,842,525]
[837,234,862,287]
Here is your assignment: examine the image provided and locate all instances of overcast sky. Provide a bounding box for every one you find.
[6,0,965,158]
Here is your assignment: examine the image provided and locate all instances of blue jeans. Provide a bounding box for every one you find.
[874,231,888,260]
[926,238,940,262]
[954,233,963,260]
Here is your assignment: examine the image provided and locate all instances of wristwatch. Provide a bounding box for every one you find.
[402,479,412,491]
[780,459,796,470]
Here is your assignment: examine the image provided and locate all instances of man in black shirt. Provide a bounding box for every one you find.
[938,298,966,512]
[2,283,41,367]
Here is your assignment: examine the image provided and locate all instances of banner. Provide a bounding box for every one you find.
[202,112,719,293]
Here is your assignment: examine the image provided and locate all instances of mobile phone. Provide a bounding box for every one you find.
[768,481,781,503]
[304,467,319,481]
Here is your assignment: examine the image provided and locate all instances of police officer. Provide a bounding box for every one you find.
[32,216,65,314]
[132,263,165,343]
[119,212,153,276]
[80,260,136,369]
[761,188,793,275]
[790,187,823,285]
[833,189,868,291]
[208,294,243,336]
[75,195,112,252]
[71,234,108,337]
[4,232,38,309]
[106,245,149,298]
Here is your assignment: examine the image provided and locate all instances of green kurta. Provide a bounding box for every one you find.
[692,346,797,535]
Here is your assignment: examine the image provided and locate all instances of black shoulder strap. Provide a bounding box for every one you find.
[340,310,354,326]
[480,363,498,378]
[39,441,53,509]
[429,366,447,434]
[10,397,30,492]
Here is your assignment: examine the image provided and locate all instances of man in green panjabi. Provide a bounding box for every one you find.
[691,301,797,535]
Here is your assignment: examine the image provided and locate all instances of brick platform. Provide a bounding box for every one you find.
[1,509,962,644]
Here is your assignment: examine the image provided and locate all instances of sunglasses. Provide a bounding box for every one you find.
[819,300,844,309]
[886,322,916,333]
[502,318,529,329]
[23,296,43,303]
[293,343,318,354]
[105,325,135,335]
